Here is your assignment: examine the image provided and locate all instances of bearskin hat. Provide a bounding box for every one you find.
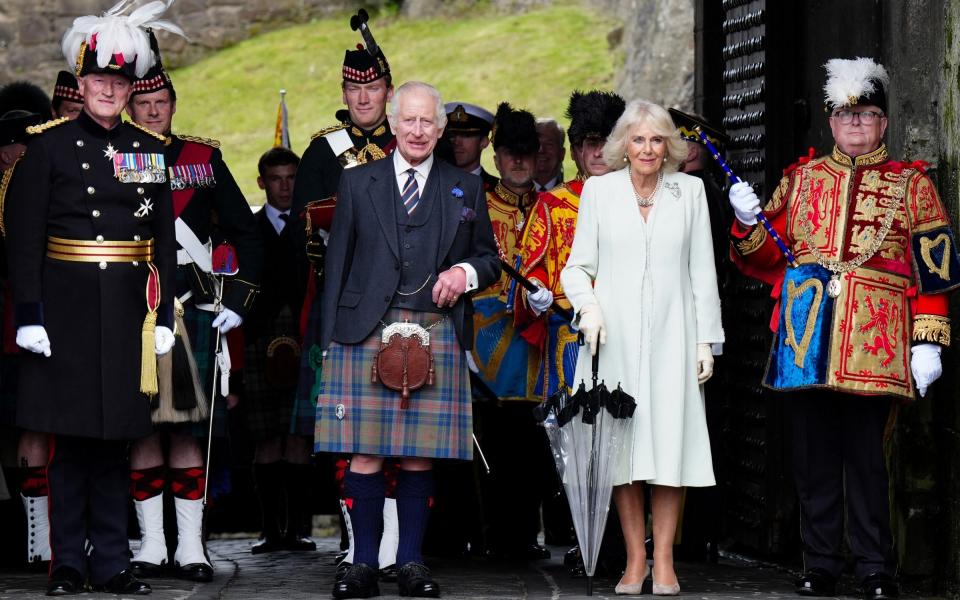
[0,81,53,122]
[565,90,625,147]
[491,102,539,156]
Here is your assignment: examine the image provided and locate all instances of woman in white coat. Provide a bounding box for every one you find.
[560,100,724,596]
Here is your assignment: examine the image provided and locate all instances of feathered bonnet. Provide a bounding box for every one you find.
[61,0,185,81]
[565,90,625,147]
[491,102,539,156]
[823,57,889,112]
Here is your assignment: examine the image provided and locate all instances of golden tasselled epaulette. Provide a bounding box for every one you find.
[176,134,221,148]
[125,120,167,142]
[311,123,348,140]
[26,117,70,135]
[0,157,21,236]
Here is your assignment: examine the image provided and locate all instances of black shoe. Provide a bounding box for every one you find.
[525,544,551,561]
[283,534,317,552]
[563,546,581,568]
[175,562,213,583]
[46,566,85,596]
[861,573,899,600]
[380,564,398,582]
[796,568,837,596]
[251,536,285,555]
[336,561,353,582]
[130,560,165,578]
[332,563,380,599]
[397,562,440,598]
[92,569,152,595]
[334,550,349,565]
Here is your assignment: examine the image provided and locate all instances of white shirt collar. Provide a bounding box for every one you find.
[469,165,482,176]
[393,151,434,186]
[263,203,290,234]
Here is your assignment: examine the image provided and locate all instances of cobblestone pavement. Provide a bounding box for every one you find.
[0,536,945,599]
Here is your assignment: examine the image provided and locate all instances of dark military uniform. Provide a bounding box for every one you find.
[5,110,175,583]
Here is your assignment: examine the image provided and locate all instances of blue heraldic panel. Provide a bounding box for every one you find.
[765,264,835,389]
[911,226,960,294]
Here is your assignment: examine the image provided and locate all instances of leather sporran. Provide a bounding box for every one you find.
[371,321,436,408]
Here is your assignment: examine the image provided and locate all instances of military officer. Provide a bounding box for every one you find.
[125,31,262,583]
[4,5,182,594]
[442,102,498,191]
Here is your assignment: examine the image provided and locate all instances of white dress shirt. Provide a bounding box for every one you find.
[263,203,290,235]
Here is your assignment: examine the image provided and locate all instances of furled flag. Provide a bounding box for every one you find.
[273,88,290,149]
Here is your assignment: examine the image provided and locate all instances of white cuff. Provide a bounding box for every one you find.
[453,262,478,292]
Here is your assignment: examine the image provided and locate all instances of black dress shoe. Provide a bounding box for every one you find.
[283,534,317,552]
[131,560,166,579]
[861,572,899,599]
[334,550,349,565]
[796,568,837,596]
[251,536,285,555]
[380,564,398,582]
[175,562,213,583]
[563,546,581,568]
[332,563,380,599]
[397,562,440,598]
[525,544,551,561]
[47,566,85,596]
[92,569,152,595]
[336,561,353,582]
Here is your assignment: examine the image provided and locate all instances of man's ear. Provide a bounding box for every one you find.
[257,176,265,190]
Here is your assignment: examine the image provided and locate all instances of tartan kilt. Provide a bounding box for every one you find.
[291,293,323,436]
[315,308,473,460]
[156,268,226,438]
[243,307,300,441]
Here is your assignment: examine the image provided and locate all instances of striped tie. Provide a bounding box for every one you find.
[401,168,420,215]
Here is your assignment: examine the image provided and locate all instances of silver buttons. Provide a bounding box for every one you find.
[98,261,107,270]
[137,187,145,195]
[132,141,140,148]
[81,162,90,170]
[76,140,84,147]
[133,235,141,241]
[132,261,139,266]
[92,210,101,218]
[95,235,104,243]
[86,186,95,195]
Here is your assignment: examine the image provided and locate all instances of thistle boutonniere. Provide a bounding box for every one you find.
[460,206,476,222]
[451,185,464,199]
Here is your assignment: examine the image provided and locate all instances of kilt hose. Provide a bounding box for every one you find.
[315,308,473,460]
[243,307,299,442]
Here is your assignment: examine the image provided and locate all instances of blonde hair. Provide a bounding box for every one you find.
[602,99,687,172]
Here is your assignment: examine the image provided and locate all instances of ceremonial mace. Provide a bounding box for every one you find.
[693,125,798,267]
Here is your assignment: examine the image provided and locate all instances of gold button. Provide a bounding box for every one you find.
[82,162,90,170]
[76,140,84,147]
[87,186,95,195]
[133,235,141,241]
[96,235,104,243]
[137,187,145,195]
[132,141,140,148]
[98,261,107,270]
[92,210,101,217]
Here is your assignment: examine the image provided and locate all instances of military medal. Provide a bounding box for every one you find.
[827,274,842,298]
[113,153,166,184]
[135,197,154,218]
[103,143,117,160]
[168,163,216,190]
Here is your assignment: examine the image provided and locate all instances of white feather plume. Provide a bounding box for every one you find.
[61,0,185,78]
[823,57,890,109]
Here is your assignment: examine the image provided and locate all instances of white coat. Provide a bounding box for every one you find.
[560,168,724,487]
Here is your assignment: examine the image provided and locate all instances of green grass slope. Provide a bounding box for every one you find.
[169,3,621,203]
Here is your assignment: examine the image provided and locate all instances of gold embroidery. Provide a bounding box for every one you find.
[784,278,824,368]
[0,157,20,236]
[372,124,386,137]
[912,314,951,346]
[831,144,888,167]
[736,225,767,255]
[919,233,951,281]
[311,123,348,140]
[176,134,220,148]
[26,117,70,135]
[125,120,167,142]
[356,142,386,164]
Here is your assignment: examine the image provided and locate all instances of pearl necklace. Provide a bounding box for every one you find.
[632,171,663,207]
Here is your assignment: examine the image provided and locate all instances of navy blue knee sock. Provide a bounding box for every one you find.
[343,470,385,568]
[396,469,435,566]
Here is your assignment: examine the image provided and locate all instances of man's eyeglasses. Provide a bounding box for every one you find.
[831,109,885,125]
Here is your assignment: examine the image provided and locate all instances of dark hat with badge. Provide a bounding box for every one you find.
[0,110,43,146]
[823,57,888,112]
[445,102,494,136]
[668,108,729,149]
[491,102,539,156]
[0,81,53,123]
[131,30,176,100]
[52,71,83,106]
[343,9,390,84]
[565,89,625,147]
[62,0,184,81]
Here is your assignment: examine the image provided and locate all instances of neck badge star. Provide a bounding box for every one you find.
[134,197,154,218]
[104,143,118,161]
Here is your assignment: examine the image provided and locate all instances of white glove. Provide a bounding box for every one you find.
[728,181,761,226]
[911,343,942,397]
[16,325,51,357]
[211,307,243,333]
[577,303,606,357]
[527,286,554,316]
[155,326,175,356]
[697,343,714,384]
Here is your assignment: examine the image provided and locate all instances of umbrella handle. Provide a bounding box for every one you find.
[591,343,600,388]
